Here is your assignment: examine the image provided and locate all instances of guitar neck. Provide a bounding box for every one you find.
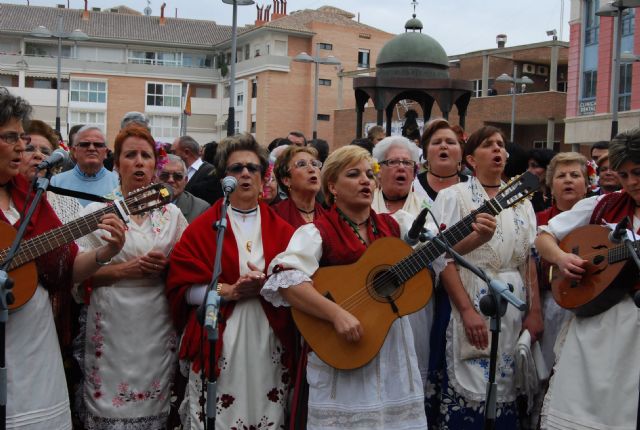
[393,199,501,283]
[2,205,114,271]
[609,240,640,265]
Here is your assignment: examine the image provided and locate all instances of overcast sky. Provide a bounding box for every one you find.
[5,0,570,55]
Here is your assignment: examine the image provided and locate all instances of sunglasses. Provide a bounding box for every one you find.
[291,159,323,170]
[0,132,31,145]
[226,162,262,175]
[158,171,185,181]
[77,141,107,149]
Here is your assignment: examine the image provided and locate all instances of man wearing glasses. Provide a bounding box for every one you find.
[50,125,118,206]
[160,154,209,223]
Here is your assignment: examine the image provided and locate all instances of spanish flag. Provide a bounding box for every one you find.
[183,84,192,116]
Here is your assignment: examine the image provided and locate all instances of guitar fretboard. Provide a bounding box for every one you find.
[608,240,640,264]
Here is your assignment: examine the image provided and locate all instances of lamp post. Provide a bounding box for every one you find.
[222,0,255,137]
[496,66,534,142]
[596,0,640,139]
[30,14,88,134]
[293,44,341,140]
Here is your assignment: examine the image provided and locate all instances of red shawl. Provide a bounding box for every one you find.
[166,200,295,376]
[0,174,78,292]
[314,205,400,267]
[590,191,639,232]
[271,198,327,229]
[536,204,563,227]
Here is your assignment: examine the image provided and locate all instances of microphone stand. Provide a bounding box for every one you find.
[0,171,53,430]
[423,231,526,430]
[197,191,232,430]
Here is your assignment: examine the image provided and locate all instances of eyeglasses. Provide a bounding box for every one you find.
[77,141,107,149]
[158,171,185,181]
[380,159,416,168]
[0,132,31,145]
[226,162,262,175]
[24,144,53,156]
[291,159,323,170]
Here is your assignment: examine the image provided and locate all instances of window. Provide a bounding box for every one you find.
[182,53,213,68]
[251,121,256,133]
[129,50,182,66]
[69,111,105,131]
[195,86,215,98]
[25,42,71,58]
[319,43,333,50]
[251,81,257,98]
[358,49,370,68]
[317,114,330,121]
[224,85,230,98]
[584,0,599,45]
[149,115,180,141]
[472,79,483,98]
[275,40,287,56]
[70,80,107,103]
[619,63,632,112]
[146,82,181,107]
[622,8,635,36]
[237,94,244,106]
[319,79,332,86]
[582,70,597,100]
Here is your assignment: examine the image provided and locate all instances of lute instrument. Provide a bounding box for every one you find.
[291,172,539,370]
[0,183,173,310]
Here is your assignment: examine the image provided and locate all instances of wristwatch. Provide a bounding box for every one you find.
[95,251,112,267]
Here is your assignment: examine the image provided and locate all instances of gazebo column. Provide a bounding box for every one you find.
[385,105,394,136]
[377,109,384,126]
[356,107,363,138]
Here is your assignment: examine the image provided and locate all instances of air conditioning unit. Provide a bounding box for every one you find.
[522,64,536,74]
[537,65,549,76]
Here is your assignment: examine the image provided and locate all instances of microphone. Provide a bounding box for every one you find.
[36,149,69,171]
[404,207,429,246]
[221,176,238,195]
[609,218,629,244]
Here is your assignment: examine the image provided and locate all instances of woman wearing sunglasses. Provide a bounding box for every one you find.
[167,134,296,430]
[263,145,428,429]
[272,145,327,228]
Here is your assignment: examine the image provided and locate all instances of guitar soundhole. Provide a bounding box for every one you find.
[368,267,403,302]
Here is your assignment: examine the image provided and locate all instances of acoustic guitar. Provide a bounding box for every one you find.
[551,224,640,316]
[292,172,539,370]
[0,183,173,311]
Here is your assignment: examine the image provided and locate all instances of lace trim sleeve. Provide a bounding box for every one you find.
[261,269,312,307]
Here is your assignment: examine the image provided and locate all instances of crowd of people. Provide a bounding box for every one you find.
[0,85,639,430]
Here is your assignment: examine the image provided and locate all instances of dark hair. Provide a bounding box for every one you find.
[528,148,556,170]
[273,145,319,195]
[350,137,374,154]
[420,119,459,157]
[267,137,292,152]
[504,142,528,178]
[202,141,218,164]
[590,140,609,157]
[309,138,329,163]
[113,124,157,167]
[288,131,307,145]
[68,123,84,148]
[25,119,58,149]
[215,133,269,177]
[463,126,506,165]
[609,128,640,170]
[0,87,32,128]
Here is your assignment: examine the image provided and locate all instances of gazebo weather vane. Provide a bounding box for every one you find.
[411,0,418,16]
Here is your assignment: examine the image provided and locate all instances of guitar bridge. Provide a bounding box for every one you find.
[385,296,399,315]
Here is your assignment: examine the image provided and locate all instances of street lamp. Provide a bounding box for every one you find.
[30,14,88,134]
[222,0,255,137]
[294,44,341,140]
[596,0,640,138]
[496,66,534,142]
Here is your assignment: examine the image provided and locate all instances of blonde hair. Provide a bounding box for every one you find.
[545,151,588,187]
[322,145,374,206]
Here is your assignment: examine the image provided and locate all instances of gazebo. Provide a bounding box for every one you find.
[353,15,473,137]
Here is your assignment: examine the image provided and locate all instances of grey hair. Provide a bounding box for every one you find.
[0,87,32,127]
[73,125,105,145]
[121,111,150,130]
[177,135,200,155]
[165,153,187,173]
[372,136,422,163]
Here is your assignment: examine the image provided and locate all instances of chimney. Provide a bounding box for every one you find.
[496,34,507,49]
[160,2,167,25]
[82,0,90,21]
[255,4,266,26]
[265,4,271,21]
[283,0,287,14]
[272,0,285,20]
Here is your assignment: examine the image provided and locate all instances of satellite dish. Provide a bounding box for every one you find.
[144,6,152,16]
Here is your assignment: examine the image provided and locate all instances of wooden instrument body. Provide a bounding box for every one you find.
[551,224,637,316]
[0,222,38,309]
[291,237,432,370]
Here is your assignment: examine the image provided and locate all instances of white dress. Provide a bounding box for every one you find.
[263,223,427,430]
[180,207,290,430]
[3,203,72,430]
[430,177,536,405]
[77,201,187,430]
[539,195,640,430]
